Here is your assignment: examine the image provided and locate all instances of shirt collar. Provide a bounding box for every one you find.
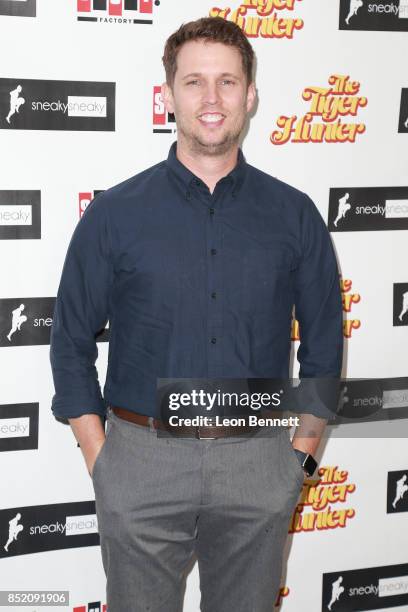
[165,140,247,197]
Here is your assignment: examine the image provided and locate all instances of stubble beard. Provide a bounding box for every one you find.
[177,110,247,158]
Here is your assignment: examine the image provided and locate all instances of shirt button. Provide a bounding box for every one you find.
[211,248,217,255]
[211,337,217,344]
[194,179,201,186]
[209,207,214,215]
[211,292,217,299]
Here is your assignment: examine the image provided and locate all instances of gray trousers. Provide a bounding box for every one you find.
[92,407,305,612]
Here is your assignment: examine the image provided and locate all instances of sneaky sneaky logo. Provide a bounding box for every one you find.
[328,187,408,231]
[0,403,38,452]
[1,79,115,131]
[339,0,408,31]
[0,502,99,557]
[0,297,109,346]
[322,563,408,610]
[0,190,41,239]
[77,0,160,25]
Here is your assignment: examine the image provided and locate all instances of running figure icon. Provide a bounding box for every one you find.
[6,85,25,124]
[345,0,363,25]
[392,474,408,508]
[399,291,408,322]
[327,575,345,610]
[4,513,24,552]
[334,192,351,227]
[6,304,27,341]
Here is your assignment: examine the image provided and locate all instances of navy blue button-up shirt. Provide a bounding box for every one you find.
[50,141,343,421]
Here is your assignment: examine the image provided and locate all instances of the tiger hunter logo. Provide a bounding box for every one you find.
[209,0,304,39]
[271,74,367,144]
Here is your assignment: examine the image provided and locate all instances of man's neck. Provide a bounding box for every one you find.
[176,140,239,195]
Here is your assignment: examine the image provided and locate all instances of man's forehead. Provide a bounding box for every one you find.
[177,39,242,61]
[176,40,244,74]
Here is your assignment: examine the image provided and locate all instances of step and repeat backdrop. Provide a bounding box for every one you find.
[1,1,407,611]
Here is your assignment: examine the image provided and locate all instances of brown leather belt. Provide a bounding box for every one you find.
[110,406,259,439]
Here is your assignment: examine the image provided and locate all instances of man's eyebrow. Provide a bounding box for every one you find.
[181,72,241,80]
[181,73,201,80]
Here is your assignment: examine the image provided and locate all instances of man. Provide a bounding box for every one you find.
[50,17,343,612]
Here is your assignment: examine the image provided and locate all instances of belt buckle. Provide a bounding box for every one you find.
[195,425,216,440]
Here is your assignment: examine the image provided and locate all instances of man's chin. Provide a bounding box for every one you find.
[192,135,238,156]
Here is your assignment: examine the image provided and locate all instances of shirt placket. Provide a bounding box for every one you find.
[193,179,227,378]
[208,196,225,378]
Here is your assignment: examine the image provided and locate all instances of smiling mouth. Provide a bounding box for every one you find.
[198,113,226,125]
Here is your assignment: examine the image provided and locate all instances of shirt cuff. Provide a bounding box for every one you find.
[51,395,107,423]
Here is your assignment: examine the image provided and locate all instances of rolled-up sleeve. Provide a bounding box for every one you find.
[292,194,343,418]
[50,194,114,422]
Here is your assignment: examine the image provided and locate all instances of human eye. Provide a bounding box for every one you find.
[186,79,200,86]
[221,79,235,86]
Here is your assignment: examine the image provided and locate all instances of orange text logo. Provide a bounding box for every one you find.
[341,277,361,338]
[271,74,367,144]
[291,275,361,340]
[209,0,304,39]
[275,586,290,607]
[289,465,356,533]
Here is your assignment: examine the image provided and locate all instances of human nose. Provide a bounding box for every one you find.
[202,81,221,106]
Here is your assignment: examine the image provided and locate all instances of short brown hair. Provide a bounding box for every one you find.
[162,17,255,88]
